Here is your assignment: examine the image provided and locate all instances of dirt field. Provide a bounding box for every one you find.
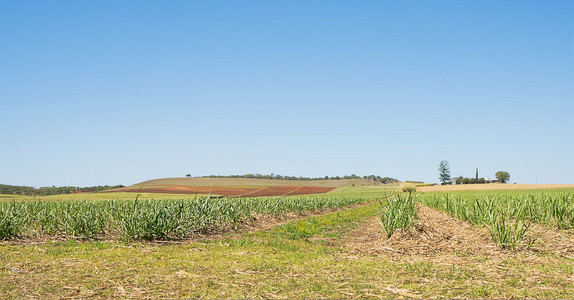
[109,185,336,197]
[417,183,574,192]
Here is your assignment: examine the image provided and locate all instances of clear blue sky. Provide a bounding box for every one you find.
[1,1,573,187]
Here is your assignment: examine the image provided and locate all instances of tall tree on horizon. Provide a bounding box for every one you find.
[438,161,451,185]
[496,171,510,183]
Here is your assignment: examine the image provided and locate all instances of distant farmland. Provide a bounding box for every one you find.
[109,177,391,197]
[131,177,385,187]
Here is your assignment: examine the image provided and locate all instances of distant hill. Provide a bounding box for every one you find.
[122,177,395,189]
[109,176,398,197]
[0,184,124,196]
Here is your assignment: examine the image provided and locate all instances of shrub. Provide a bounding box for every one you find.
[401,185,416,193]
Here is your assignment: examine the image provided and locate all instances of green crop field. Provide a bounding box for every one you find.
[0,187,390,240]
[1,186,573,298]
[0,192,208,203]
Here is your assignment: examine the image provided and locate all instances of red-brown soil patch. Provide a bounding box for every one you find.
[284,186,335,195]
[108,186,336,197]
[236,186,336,197]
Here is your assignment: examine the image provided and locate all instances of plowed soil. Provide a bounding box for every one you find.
[109,186,336,197]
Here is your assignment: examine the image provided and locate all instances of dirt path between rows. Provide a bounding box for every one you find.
[344,205,574,263]
[343,204,500,261]
[342,204,574,263]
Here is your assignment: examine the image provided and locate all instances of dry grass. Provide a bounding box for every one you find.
[341,203,574,297]
[344,204,497,258]
[345,202,574,258]
[417,183,574,193]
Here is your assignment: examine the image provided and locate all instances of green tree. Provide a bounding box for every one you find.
[495,171,510,183]
[455,176,463,184]
[438,161,451,185]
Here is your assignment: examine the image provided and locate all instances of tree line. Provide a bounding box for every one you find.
[438,161,511,185]
[201,174,398,183]
[454,177,487,184]
[0,184,125,196]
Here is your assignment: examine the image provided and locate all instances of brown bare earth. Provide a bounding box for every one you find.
[417,183,574,192]
[109,185,336,197]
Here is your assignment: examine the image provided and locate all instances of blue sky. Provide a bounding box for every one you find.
[1,1,573,187]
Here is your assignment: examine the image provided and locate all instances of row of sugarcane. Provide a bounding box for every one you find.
[418,192,574,249]
[0,193,378,240]
[380,191,574,249]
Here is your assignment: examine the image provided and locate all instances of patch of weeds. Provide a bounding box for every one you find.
[251,260,279,272]
[226,238,256,248]
[469,285,496,298]
[279,219,319,239]
[266,240,304,252]
[444,264,472,281]
[402,262,436,279]
[86,241,109,250]
[505,277,522,287]
[559,263,573,273]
